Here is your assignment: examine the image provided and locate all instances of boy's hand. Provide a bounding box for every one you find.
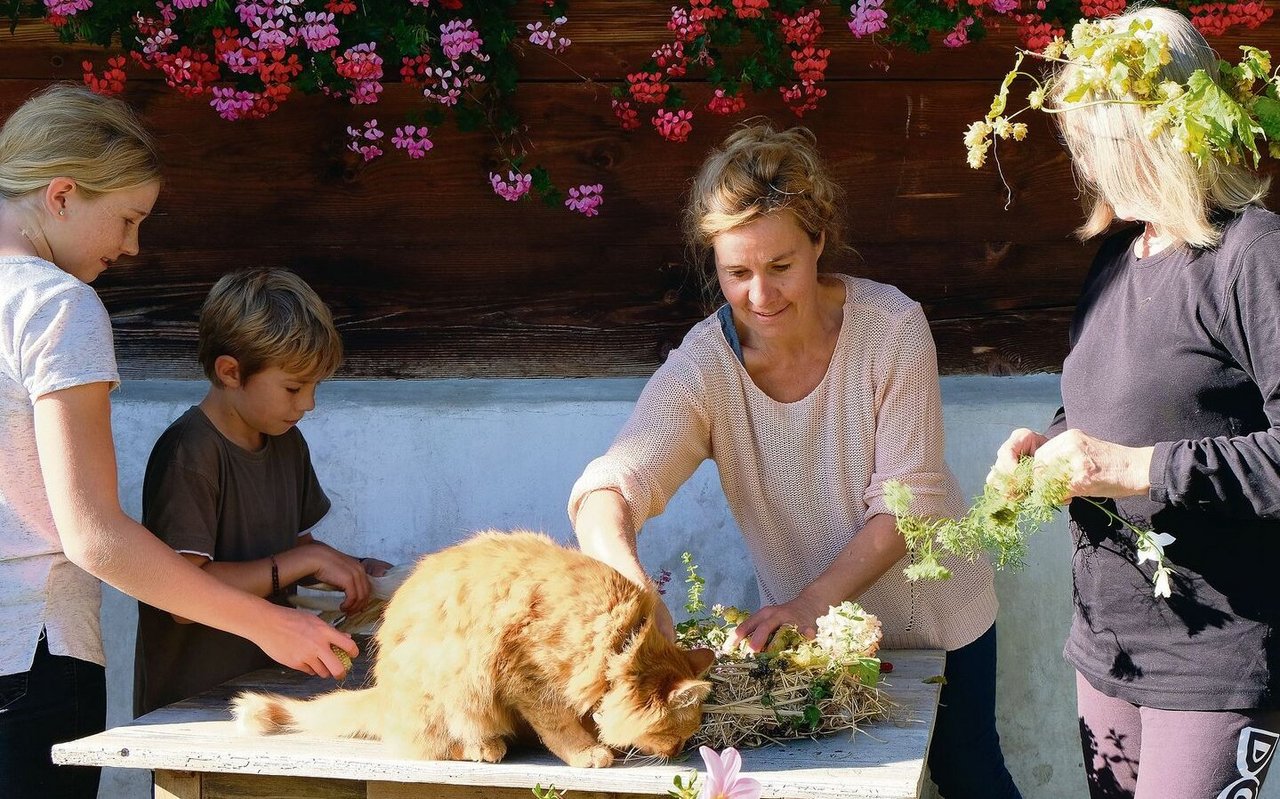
[360,557,393,578]
[306,544,372,612]
[257,604,357,679]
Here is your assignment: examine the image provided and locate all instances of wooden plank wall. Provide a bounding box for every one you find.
[4,4,1280,377]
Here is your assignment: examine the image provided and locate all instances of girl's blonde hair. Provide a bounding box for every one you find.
[1053,7,1268,247]
[0,84,161,201]
[199,269,343,385]
[683,123,847,302]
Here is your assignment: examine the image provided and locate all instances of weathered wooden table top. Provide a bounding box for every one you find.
[54,649,945,799]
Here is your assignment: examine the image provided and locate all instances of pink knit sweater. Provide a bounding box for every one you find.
[570,275,996,651]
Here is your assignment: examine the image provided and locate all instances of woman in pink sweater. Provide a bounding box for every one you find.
[569,124,1018,798]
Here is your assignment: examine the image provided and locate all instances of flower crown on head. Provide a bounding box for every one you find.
[965,15,1280,171]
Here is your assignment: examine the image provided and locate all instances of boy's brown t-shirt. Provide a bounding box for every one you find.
[133,405,331,716]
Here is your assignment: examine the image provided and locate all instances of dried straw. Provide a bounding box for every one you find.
[689,660,894,751]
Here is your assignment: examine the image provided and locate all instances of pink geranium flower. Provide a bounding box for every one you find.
[698,746,761,799]
[564,183,603,217]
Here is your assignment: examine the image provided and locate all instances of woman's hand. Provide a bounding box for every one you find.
[1032,429,1153,499]
[725,593,828,654]
[986,427,1050,488]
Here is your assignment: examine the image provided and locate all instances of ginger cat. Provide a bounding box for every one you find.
[233,530,714,767]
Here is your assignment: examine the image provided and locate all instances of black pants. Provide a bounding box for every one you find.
[0,630,105,799]
[928,624,1023,799]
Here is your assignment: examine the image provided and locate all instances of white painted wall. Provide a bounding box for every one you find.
[91,375,1260,799]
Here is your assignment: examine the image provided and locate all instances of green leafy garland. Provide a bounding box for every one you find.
[885,457,1178,599]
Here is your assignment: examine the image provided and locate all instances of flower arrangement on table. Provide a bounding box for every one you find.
[15,1,1271,215]
[665,552,892,751]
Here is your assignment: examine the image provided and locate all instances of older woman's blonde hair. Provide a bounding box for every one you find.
[683,123,847,302]
[0,84,161,201]
[1053,6,1268,247]
[199,268,343,385]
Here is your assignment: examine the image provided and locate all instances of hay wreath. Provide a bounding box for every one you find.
[671,553,893,750]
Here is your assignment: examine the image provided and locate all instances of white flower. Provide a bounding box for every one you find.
[1135,531,1175,564]
[1152,567,1172,599]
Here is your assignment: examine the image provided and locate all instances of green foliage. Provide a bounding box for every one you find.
[968,16,1280,173]
[888,456,1179,600]
[887,458,1067,582]
[681,550,706,616]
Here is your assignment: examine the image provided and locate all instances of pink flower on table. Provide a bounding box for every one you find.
[697,746,761,799]
[490,170,532,202]
[346,119,384,162]
[171,0,211,8]
[564,184,604,217]
[652,108,693,142]
[848,0,888,37]
[988,0,1019,12]
[210,86,259,120]
[392,125,434,158]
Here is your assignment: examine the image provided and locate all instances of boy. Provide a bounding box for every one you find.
[134,268,388,716]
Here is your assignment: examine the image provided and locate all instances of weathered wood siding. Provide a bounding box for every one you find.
[4,6,1280,377]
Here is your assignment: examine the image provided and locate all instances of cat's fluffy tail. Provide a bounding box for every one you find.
[232,688,380,740]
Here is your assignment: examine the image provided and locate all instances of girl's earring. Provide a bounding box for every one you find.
[58,210,65,216]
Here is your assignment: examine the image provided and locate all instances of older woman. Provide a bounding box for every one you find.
[989,8,1280,798]
[570,124,1020,799]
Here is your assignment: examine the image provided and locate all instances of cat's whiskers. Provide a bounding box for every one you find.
[618,748,670,766]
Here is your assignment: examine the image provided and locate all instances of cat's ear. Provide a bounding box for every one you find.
[684,647,715,677]
[668,679,712,709]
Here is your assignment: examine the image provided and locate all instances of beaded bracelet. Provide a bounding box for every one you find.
[270,554,280,598]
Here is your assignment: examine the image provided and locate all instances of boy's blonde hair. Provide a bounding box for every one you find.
[199,268,343,385]
[0,84,161,201]
[683,123,847,303]
[1053,7,1268,247]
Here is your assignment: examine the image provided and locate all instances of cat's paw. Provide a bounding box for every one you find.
[567,745,614,768]
[461,738,508,763]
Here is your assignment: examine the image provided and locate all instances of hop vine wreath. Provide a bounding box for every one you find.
[884,457,1178,599]
[965,14,1280,171]
[668,552,892,750]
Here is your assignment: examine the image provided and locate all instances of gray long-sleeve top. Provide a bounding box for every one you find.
[1058,206,1280,710]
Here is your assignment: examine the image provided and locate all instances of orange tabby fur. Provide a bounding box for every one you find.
[232,530,714,767]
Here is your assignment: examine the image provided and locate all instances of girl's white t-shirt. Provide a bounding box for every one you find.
[0,255,118,676]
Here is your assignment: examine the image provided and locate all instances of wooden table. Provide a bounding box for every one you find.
[54,649,944,799]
